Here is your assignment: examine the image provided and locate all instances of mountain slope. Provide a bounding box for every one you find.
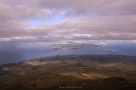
[0,55,136,90]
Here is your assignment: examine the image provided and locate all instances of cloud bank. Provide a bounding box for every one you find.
[0,0,136,42]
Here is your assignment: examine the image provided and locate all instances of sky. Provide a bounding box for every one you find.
[0,0,136,64]
[0,0,136,42]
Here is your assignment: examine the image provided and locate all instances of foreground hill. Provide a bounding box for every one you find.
[0,55,136,90]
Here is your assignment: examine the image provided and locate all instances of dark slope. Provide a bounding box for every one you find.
[0,55,136,90]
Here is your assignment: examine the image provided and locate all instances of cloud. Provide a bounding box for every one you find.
[34,0,136,15]
[0,0,136,41]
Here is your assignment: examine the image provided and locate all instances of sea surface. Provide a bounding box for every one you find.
[0,40,136,65]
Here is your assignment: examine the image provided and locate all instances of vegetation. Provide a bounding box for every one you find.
[0,55,136,90]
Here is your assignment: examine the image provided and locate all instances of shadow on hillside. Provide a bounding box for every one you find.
[4,77,136,90]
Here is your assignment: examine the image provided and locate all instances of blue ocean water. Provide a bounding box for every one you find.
[0,40,136,65]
